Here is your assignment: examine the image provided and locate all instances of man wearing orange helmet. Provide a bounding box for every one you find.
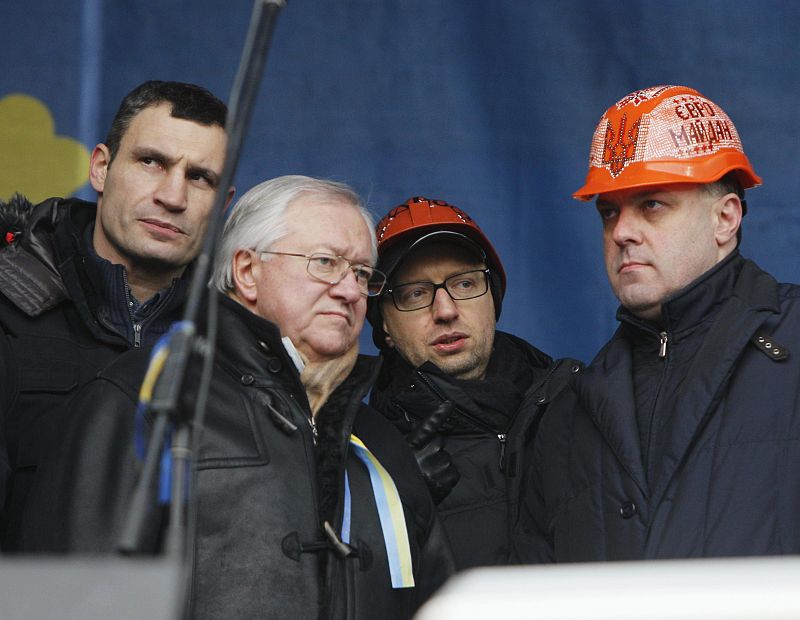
[367,197,580,569]
[526,85,800,561]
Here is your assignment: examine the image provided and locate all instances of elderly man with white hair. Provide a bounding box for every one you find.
[21,175,454,620]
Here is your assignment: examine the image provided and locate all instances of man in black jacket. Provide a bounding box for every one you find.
[367,196,580,569]
[22,175,454,619]
[0,80,229,547]
[527,85,800,561]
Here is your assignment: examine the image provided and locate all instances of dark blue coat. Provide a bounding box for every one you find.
[526,253,800,561]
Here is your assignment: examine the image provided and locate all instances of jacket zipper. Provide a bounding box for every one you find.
[308,414,318,445]
[497,433,507,467]
[645,330,670,475]
[122,270,143,348]
[659,331,669,358]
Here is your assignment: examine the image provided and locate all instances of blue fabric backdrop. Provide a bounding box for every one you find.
[2,0,798,362]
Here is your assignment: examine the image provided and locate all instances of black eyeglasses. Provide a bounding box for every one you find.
[383,269,490,311]
[259,251,387,297]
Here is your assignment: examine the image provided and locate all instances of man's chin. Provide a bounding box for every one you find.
[435,354,483,381]
[304,335,359,363]
[124,248,194,273]
[619,296,662,321]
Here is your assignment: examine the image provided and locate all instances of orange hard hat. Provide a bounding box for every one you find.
[375,196,506,296]
[368,197,506,350]
[574,85,762,201]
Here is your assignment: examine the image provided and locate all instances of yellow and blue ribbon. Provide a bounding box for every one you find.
[133,321,192,503]
[344,434,415,589]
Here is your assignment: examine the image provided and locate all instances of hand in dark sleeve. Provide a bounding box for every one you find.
[405,401,460,505]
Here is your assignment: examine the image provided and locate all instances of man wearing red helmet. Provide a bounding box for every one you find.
[527,85,800,561]
[367,197,580,569]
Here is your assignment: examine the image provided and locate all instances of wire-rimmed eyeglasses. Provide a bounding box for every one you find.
[382,268,491,311]
[259,251,387,297]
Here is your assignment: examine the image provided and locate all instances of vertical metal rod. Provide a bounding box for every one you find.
[117,0,287,560]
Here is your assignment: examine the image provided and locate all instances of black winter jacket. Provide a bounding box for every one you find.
[0,196,187,548]
[527,253,800,561]
[20,296,454,619]
[370,331,580,569]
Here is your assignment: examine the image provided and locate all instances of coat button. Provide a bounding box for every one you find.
[240,373,255,385]
[268,359,282,373]
[619,501,637,519]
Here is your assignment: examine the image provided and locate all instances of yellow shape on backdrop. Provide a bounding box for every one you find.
[0,93,90,203]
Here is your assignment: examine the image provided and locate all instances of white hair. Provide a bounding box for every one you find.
[212,175,377,293]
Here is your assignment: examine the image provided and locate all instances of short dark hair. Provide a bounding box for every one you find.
[705,171,746,245]
[105,80,227,162]
[705,171,744,201]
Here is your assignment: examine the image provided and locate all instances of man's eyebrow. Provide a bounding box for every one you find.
[314,246,371,265]
[596,189,662,209]
[131,146,219,187]
[188,165,220,187]
[131,146,172,163]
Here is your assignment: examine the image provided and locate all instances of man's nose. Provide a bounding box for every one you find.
[611,207,642,246]
[431,287,459,322]
[154,168,188,211]
[330,268,362,302]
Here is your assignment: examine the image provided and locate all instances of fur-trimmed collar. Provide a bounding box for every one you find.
[315,355,380,527]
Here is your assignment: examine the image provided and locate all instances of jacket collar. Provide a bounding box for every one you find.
[49,198,130,344]
[617,250,745,341]
[214,294,305,394]
[215,295,380,417]
[0,197,91,317]
[83,224,189,347]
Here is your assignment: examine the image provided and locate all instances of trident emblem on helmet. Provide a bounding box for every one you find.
[601,113,640,178]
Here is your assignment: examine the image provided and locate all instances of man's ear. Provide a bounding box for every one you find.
[89,144,111,194]
[224,186,235,210]
[382,319,396,348]
[714,193,742,249]
[231,249,259,305]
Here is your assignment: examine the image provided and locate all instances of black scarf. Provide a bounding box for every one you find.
[453,331,534,432]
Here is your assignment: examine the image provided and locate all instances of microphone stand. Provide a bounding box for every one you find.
[117,0,287,567]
